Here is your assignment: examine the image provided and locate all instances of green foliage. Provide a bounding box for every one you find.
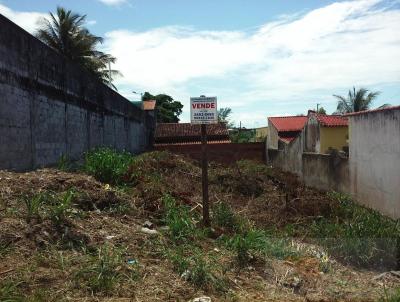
[142,92,183,123]
[334,86,380,113]
[380,287,400,302]
[162,194,197,243]
[218,107,234,128]
[77,244,131,294]
[83,148,134,185]
[22,193,47,223]
[0,280,23,302]
[229,129,256,143]
[36,7,120,86]
[310,192,400,267]
[225,229,298,267]
[57,154,71,171]
[213,202,238,231]
[317,107,327,114]
[47,190,75,226]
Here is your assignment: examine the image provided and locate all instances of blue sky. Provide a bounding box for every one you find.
[1,0,400,127]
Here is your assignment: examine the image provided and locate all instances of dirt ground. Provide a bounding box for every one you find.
[0,152,399,301]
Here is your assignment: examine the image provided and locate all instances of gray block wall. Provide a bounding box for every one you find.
[0,14,155,171]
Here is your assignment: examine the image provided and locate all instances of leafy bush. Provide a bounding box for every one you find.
[83,148,134,185]
[162,194,197,243]
[213,202,238,230]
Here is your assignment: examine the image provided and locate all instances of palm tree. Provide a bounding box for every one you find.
[333,87,380,113]
[36,7,120,87]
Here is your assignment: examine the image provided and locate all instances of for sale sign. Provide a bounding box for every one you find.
[190,96,218,124]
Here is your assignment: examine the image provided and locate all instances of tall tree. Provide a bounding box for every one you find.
[317,107,327,114]
[142,92,183,123]
[36,6,120,87]
[217,107,234,127]
[333,87,380,113]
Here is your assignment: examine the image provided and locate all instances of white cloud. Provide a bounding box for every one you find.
[104,0,400,125]
[98,0,128,6]
[0,4,46,33]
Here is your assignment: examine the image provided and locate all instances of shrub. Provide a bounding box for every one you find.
[380,287,400,302]
[57,154,71,171]
[83,148,134,185]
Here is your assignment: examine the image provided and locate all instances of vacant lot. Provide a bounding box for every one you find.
[0,150,399,301]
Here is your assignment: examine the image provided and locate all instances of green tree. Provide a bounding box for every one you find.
[334,87,380,113]
[317,107,327,114]
[218,107,234,127]
[36,6,120,87]
[142,92,183,123]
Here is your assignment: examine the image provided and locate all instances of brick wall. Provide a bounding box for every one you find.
[154,142,265,164]
[0,14,155,171]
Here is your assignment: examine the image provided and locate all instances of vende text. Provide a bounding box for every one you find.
[192,103,216,109]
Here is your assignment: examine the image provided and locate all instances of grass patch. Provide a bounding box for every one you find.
[162,194,200,243]
[76,244,138,294]
[83,148,134,185]
[309,192,400,268]
[0,280,23,302]
[380,287,400,302]
[22,193,46,224]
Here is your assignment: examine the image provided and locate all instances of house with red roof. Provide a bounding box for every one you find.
[305,111,348,154]
[154,122,230,145]
[267,115,308,149]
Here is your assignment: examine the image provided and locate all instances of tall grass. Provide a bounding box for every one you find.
[310,192,400,268]
[83,148,134,185]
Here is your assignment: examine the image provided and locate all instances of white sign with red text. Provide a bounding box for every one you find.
[190,96,218,124]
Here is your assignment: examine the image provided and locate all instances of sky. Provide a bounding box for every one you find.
[1,0,399,127]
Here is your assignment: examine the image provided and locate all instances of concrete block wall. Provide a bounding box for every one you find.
[0,14,155,171]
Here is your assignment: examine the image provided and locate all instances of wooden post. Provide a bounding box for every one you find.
[201,124,210,227]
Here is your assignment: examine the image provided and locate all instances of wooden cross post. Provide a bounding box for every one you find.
[201,123,210,227]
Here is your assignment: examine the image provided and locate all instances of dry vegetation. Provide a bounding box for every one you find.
[0,150,399,301]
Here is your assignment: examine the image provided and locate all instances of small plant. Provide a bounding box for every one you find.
[77,244,124,294]
[48,190,75,226]
[213,202,238,231]
[57,154,71,171]
[22,192,47,223]
[83,148,134,185]
[226,229,266,266]
[380,286,400,302]
[0,280,23,301]
[162,194,197,243]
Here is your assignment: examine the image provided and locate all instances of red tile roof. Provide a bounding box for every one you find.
[345,105,400,117]
[155,123,230,144]
[268,116,308,132]
[314,114,348,127]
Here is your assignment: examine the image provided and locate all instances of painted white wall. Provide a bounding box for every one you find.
[349,108,400,219]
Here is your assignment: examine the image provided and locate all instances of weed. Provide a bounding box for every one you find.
[162,194,197,243]
[83,148,134,185]
[380,286,400,302]
[310,192,400,268]
[226,229,267,266]
[0,280,23,302]
[213,202,238,231]
[77,244,124,294]
[57,154,71,171]
[47,190,75,226]
[22,193,47,223]
[167,246,190,275]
